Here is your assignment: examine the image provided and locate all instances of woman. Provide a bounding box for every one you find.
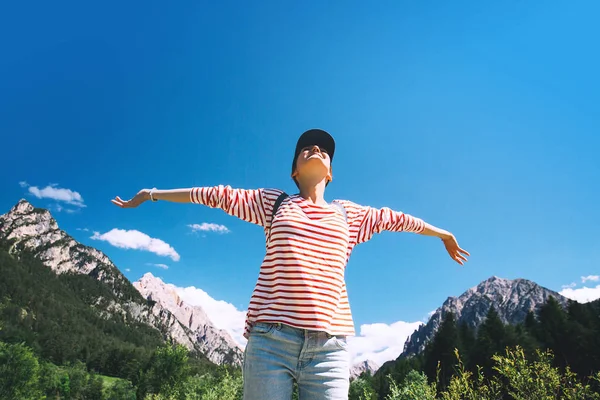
[112,129,469,400]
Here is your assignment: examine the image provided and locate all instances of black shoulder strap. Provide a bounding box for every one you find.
[272,192,289,223]
[267,192,289,247]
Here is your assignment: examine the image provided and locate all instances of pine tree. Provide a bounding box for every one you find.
[470,306,508,377]
[524,310,537,333]
[423,311,460,391]
[457,320,476,369]
[565,300,600,377]
[536,296,569,368]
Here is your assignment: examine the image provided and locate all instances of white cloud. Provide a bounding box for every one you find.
[560,285,600,303]
[188,223,230,234]
[147,263,169,270]
[347,320,424,368]
[91,229,180,261]
[125,268,131,272]
[175,285,248,348]
[562,282,577,289]
[21,183,85,207]
[76,228,90,232]
[581,275,599,283]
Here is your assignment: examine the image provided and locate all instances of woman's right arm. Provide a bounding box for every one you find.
[112,186,282,227]
[111,188,191,207]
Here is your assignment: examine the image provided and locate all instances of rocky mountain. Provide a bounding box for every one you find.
[0,199,242,366]
[134,273,243,366]
[402,276,570,357]
[350,359,380,379]
[1,200,129,284]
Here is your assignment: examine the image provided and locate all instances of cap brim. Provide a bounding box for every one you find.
[295,129,335,160]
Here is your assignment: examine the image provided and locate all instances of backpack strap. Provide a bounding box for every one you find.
[271,192,289,224]
[331,201,348,224]
[267,192,289,246]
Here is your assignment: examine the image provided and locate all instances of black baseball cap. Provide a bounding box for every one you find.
[291,129,336,187]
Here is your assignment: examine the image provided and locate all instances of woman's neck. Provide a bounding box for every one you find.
[298,179,328,205]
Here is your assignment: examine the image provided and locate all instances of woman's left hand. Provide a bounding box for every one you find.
[442,234,470,265]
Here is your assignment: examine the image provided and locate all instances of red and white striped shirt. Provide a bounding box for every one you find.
[190,185,426,339]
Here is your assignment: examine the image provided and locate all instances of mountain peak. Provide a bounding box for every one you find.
[1,200,112,276]
[402,276,568,358]
[350,359,380,379]
[133,274,244,365]
[11,198,36,215]
[1,199,243,367]
[141,272,158,280]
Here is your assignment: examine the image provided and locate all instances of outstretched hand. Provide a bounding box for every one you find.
[111,189,151,208]
[442,234,470,265]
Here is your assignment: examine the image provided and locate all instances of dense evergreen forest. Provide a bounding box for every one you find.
[361,295,600,399]
[0,240,221,399]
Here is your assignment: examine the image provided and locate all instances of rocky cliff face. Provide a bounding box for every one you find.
[1,199,125,282]
[134,273,243,366]
[0,199,242,366]
[402,276,570,357]
[350,359,380,379]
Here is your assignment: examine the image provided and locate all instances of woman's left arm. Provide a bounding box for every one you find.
[353,205,470,265]
[418,222,470,265]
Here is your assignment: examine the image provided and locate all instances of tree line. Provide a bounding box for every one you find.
[357,295,600,399]
[0,340,242,399]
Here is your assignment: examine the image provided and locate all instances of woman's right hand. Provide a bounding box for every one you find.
[111,189,152,208]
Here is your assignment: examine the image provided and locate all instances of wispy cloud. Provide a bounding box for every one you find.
[147,263,169,270]
[20,182,85,208]
[76,228,90,232]
[581,275,599,283]
[125,268,131,272]
[91,229,180,261]
[562,282,577,289]
[560,285,600,303]
[188,223,230,234]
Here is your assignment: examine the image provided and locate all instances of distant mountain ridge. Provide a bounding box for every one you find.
[350,359,380,379]
[134,273,243,365]
[0,199,242,366]
[402,276,569,357]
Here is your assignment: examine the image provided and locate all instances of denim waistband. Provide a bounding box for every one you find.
[255,321,346,340]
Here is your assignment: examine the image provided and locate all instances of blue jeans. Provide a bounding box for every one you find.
[243,322,350,400]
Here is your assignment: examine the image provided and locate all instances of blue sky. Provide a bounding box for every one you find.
[1,1,599,365]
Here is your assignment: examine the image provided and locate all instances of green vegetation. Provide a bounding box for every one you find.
[364,346,600,400]
[0,241,164,378]
[365,296,600,399]
[0,340,241,400]
[1,237,600,398]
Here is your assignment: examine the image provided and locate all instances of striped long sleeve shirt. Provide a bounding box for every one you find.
[190,185,426,339]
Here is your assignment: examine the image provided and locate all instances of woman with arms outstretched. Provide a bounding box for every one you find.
[112,129,469,400]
